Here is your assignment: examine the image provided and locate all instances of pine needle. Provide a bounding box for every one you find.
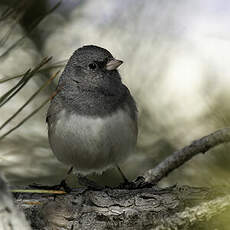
[0,70,59,130]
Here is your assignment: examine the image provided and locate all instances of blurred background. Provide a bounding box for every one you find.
[0,0,230,194]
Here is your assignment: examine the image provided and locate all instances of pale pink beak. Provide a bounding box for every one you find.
[106,59,123,70]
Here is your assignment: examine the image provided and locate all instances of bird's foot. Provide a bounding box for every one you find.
[116,176,156,189]
[77,175,104,190]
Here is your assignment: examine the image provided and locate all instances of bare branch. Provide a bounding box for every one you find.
[144,127,230,184]
[157,194,230,229]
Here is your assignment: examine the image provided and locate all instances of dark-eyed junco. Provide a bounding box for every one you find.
[46,45,138,186]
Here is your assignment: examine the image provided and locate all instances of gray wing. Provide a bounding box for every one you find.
[46,96,63,125]
[123,86,138,138]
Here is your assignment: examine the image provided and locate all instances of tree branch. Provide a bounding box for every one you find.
[158,194,230,229]
[143,127,230,184]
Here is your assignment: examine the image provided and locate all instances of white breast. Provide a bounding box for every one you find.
[49,108,137,175]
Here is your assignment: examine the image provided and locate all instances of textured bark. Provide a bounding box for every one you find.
[13,185,230,230]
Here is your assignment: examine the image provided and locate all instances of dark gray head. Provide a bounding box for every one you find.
[68,45,122,70]
[59,45,123,94]
[53,45,136,116]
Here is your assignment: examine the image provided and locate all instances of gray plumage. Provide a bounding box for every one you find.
[47,45,138,175]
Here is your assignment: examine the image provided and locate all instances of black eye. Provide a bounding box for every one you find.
[88,63,97,70]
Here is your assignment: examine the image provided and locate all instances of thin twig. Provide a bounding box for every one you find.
[144,127,230,184]
[0,98,49,141]
[0,1,62,58]
[0,69,31,106]
[0,84,60,141]
[0,59,66,84]
[10,189,66,194]
[0,0,29,21]
[0,70,59,130]
[0,1,27,47]
[0,69,29,84]
[0,57,52,107]
[0,20,19,47]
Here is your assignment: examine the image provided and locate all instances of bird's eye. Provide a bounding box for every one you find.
[88,63,97,70]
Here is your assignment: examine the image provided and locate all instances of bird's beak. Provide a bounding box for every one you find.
[106,59,123,71]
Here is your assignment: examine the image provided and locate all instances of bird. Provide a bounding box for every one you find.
[46,45,138,188]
